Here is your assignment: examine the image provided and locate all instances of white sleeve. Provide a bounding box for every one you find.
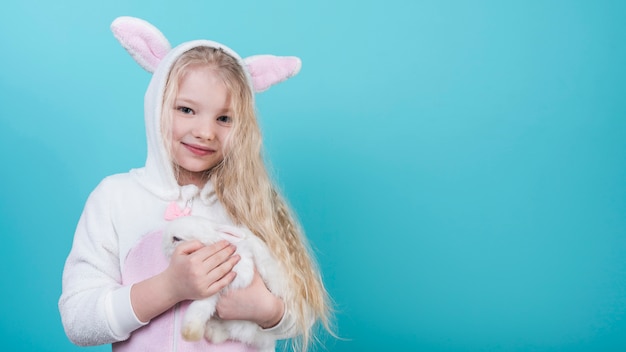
[260,306,298,339]
[107,285,148,337]
[58,179,145,345]
[261,301,318,342]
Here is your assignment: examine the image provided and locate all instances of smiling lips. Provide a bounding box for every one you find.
[183,142,215,156]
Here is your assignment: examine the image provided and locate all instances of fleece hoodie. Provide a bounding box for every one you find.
[58,33,296,352]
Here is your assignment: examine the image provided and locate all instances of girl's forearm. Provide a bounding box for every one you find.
[130,272,180,323]
[257,295,285,329]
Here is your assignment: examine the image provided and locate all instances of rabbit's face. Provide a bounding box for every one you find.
[162,216,221,257]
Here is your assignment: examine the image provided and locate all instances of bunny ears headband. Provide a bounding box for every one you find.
[110,16,301,92]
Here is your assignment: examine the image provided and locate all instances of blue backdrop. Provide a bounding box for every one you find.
[1,0,625,351]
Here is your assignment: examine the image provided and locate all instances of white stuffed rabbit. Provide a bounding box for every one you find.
[162,216,287,351]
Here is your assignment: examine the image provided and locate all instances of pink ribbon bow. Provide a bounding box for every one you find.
[164,201,191,221]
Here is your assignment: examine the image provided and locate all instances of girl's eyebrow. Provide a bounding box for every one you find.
[174,97,196,104]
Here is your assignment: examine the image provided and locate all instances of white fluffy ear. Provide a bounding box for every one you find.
[243,55,302,93]
[111,16,171,73]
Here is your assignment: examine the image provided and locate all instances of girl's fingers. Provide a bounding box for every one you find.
[207,270,237,296]
[174,239,205,255]
[208,254,240,279]
[196,241,236,265]
[176,239,232,261]
[171,239,239,297]
[204,255,240,296]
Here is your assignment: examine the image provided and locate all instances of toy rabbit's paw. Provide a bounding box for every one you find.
[181,320,204,341]
[204,320,229,343]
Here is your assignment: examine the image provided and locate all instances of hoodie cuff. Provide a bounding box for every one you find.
[260,307,297,339]
[106,285,148,340]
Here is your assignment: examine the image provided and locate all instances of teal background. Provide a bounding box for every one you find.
[1,0,625,351]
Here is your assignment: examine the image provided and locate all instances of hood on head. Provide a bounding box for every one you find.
[110,16,302,201]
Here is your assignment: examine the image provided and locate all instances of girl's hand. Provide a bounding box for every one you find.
[130,239,240,323]
[164,239,240,302]
[216,270,285,329]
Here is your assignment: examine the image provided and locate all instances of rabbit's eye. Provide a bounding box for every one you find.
[172,236,182,242]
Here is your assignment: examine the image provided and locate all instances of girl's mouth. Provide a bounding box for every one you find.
[183,143,215,156]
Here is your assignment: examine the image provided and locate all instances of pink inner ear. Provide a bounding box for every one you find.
[216,225,246,243]
[111,16,171,73]
[244,55,302,92]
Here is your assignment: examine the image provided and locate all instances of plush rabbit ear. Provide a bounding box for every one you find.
[244,55,302,93]
[111,16,171,73]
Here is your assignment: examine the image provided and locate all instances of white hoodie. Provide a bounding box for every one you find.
[59,17,300,351]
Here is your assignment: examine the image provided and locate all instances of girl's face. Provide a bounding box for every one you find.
[170,64,233,187]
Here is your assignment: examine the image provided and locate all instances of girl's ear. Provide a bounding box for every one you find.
[111,16,171,73]
[243,55,302,93]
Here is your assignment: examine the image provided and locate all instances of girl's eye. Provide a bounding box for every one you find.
[217,115,232,124]
[176,106,194,114]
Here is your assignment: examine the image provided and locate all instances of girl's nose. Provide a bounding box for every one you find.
[192,119,215,140]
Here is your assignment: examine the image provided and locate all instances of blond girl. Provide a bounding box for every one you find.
[59,16,331,352]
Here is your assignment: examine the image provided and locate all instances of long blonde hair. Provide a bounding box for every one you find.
[162,46,333,350]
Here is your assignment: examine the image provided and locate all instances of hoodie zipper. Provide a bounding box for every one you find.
[173,302,180,351]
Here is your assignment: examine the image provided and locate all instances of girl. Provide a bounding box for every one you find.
[59,16,331,352]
